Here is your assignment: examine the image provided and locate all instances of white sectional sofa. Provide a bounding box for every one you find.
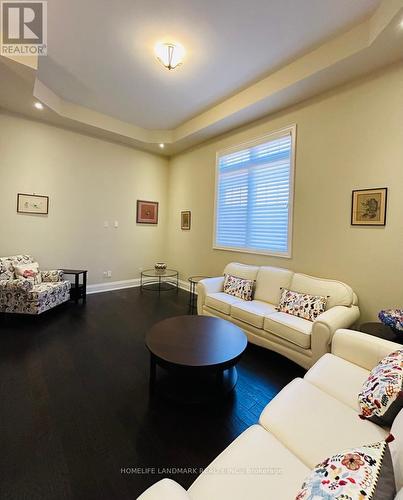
[138,330,403,499]
[197,262,360,369]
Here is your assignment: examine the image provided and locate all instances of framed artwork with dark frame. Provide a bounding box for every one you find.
[17,193,49,215]
[351,188,387,226]
[181,210,191,230]
[136,200,159,224]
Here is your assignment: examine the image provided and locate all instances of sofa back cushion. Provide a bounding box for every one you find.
[254,266,294,305]
[290,273,353,309]
[223,262,259,281]
[0,255,34,280]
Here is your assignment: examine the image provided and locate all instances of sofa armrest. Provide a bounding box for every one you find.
[311,305,360,364]
[196,277,224,315]
[41,270,64,282]
[137,479,190,500]
[0,278,33,293]
[332,329,401,371]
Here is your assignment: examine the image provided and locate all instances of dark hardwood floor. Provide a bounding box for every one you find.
[0,288,305,499]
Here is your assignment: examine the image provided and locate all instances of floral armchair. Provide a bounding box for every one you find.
[0,255,71,315]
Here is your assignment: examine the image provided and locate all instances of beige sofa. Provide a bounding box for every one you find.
[197,262,360,369]
[138,330,403,499]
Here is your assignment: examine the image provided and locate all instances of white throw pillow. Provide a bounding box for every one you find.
[14,262,42,284]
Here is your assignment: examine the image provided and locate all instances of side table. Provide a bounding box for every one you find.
[62,269,88,304]
[359,322,403,345]
[141,269,179,293]
[188,276,210,313]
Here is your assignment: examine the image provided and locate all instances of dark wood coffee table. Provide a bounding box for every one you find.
[145,316,247,401]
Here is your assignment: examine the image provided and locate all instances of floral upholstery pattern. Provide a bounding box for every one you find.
[223,274,254,301]
[41,270,64,282]
[0,255,70,315]
[277,288,327,322]
[358,349,403,427]
[379,309,403,333]
[296,441,396,500]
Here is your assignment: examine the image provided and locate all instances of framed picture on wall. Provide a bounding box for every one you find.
[351,187,387,226]
[181,210,191,230]
[136,200,159,224]
[17,193,49,215]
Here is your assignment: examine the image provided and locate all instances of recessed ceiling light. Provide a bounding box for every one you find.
[159,143,165,149]
[34,102,44,110]
[154,42,185,70]
[400,19,403,29]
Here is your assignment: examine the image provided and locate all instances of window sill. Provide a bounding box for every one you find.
[212,245,292,259]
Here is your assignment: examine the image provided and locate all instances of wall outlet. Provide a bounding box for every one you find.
[107,270,112,278]
[103,271,108,278]
[114,221,119,228]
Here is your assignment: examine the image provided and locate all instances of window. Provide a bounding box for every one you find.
[214,125,296,257]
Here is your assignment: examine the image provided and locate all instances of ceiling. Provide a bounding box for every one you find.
[0,0,402,155]
[39,0,380,129]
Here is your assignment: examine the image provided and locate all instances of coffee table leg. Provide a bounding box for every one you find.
[149,353,156,393]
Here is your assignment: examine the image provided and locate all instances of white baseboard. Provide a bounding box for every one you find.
[87,278,140,294]
[87,277,195,295]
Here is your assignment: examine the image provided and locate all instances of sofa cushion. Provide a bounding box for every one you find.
[263,312,312,349]
[188,424,310,500]
[296,440,396,500]
[223,262,259,281]
[205,292,244,315]
[390,409,403,490]
[14,262,42,284]
[358,349,403,427]
[137,478,190,500]
[231,300,277,329]
[0,255,34,280]
[223,274,254,301]
[254,266,294,304]
[277,288,327,321]
[259,378,388,469]
[305,353,369,412]
[290,272,353,309]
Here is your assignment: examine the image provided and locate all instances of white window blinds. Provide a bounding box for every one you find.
[214,126,295,257]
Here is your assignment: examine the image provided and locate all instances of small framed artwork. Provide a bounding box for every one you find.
[136,200,159,224]
[181,210,191,230]
[17,193,49,215]
[351,188,387,226]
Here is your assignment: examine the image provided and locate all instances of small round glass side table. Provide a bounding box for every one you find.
[188,276,210,313]
[141,269,179,293]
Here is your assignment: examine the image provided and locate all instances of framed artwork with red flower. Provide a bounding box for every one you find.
[136,200,159,224]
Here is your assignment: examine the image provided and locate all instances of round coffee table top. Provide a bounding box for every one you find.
[146,316,247,368]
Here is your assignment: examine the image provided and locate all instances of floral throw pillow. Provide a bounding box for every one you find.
[14,262,42,284]
[277,288,327,322]
[296,440,396,500]
[223,274,254,301]
[358,349,403,427]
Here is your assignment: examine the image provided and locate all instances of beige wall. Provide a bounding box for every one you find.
[0,113,169,285]
[1,64,402,320]
[166,63,403,322]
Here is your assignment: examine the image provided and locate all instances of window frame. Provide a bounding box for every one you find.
[213,124,296,259]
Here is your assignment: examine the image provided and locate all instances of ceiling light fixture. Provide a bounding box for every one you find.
[154,42,185,70]
[159,143,165,149]
[34,102,44,110]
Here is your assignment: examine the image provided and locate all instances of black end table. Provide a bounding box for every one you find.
[359,322,403,345]
[188,275,210,313]
[62,269,88,304]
